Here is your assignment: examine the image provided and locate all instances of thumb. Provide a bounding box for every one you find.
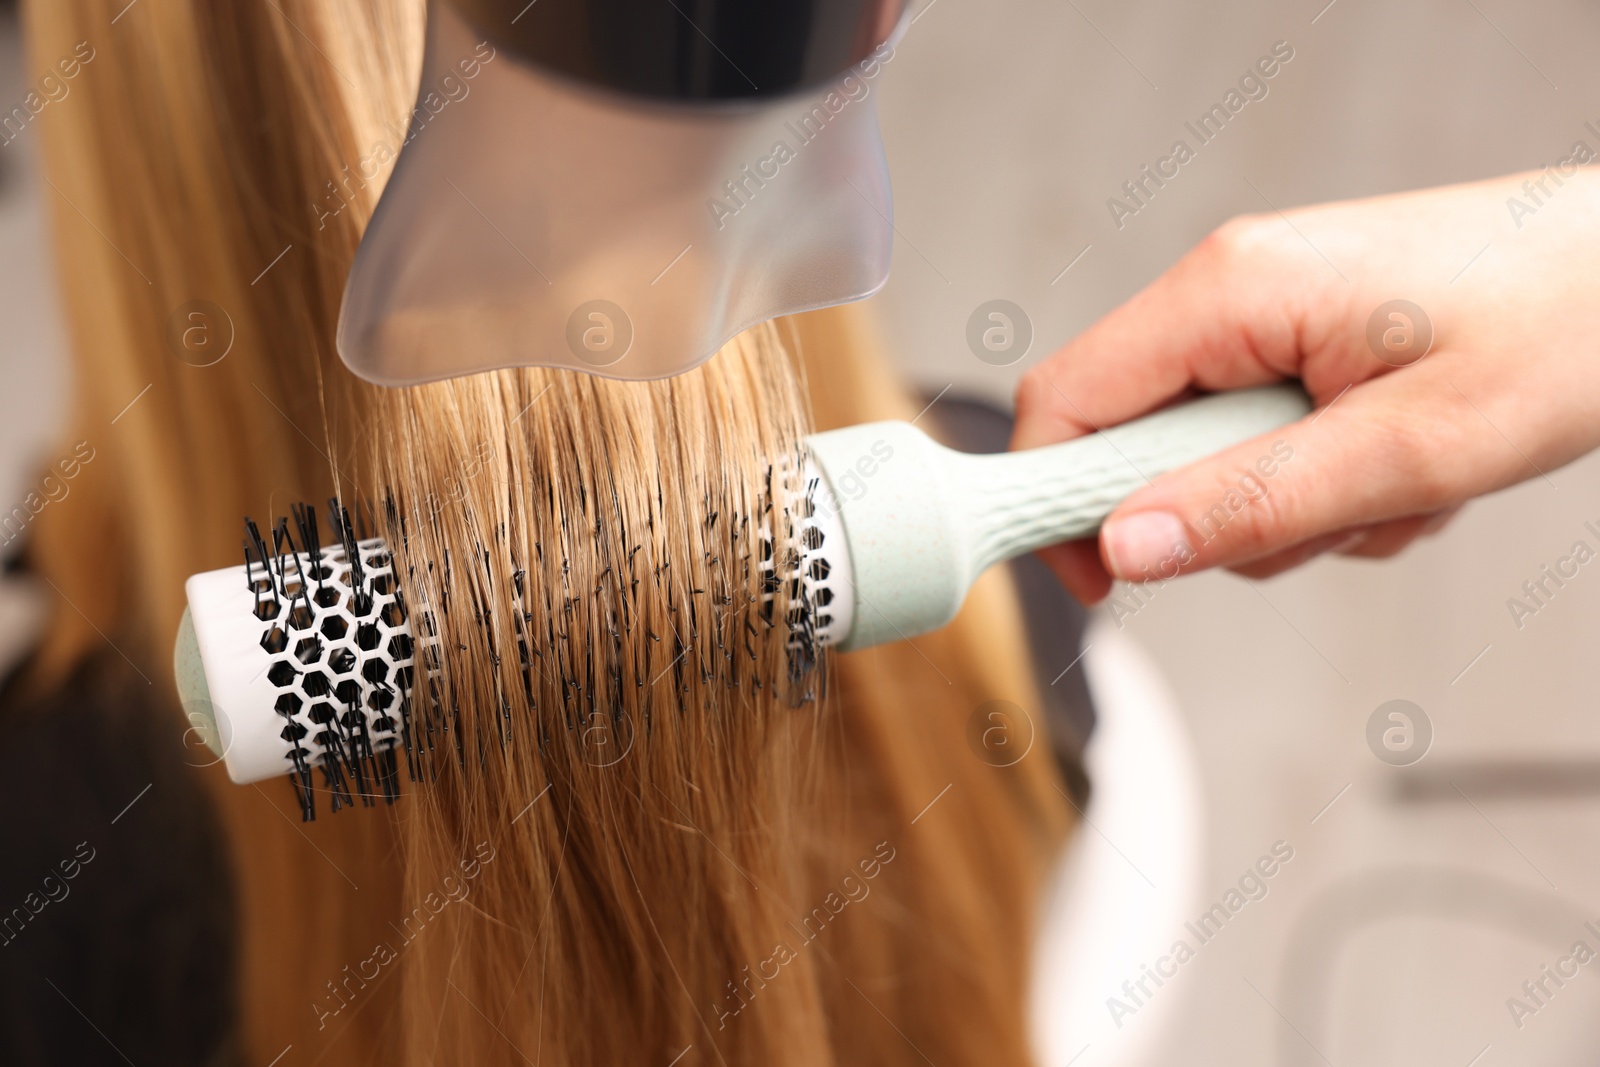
[1094,365,1510,580]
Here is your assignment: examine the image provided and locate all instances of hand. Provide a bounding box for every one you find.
[1011,168,1600,604]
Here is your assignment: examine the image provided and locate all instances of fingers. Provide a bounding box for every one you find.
[1335,508,1460,558]
[1225,508,1460,579]
[1095,361,1525,581]
[1227,530,1361,579]
[1014,174,1600,590]
[1055,497,1459,603]
[1011,215,1348,452]
[1034,541,1113,605]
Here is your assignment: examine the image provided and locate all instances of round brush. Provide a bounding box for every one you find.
[175,384,1310,797]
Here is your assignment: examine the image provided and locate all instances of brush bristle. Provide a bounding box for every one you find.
[239,499,418,820]
[239,481,830,819]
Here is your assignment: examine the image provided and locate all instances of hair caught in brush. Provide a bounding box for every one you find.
[377,337,821,793]
[372,333,853,1060]
[24,1,1075,1064]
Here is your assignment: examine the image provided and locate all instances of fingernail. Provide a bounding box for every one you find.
[1103,512,1191,581]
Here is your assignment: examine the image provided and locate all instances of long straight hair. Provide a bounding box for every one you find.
[22,2,1073,1064]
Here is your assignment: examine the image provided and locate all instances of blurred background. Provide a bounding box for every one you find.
[4,0,1600,1063]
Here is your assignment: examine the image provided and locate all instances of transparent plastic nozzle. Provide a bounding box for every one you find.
[337,1,897,385]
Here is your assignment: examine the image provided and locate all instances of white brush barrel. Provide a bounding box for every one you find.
[178,537,417,786]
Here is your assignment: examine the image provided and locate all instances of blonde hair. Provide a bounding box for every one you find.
[23,1,1073,1063]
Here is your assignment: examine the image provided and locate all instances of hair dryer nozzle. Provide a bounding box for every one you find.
[337,1,899,386]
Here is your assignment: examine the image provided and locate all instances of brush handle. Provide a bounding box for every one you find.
[805,383,1312,651]
[953,384,1313,576]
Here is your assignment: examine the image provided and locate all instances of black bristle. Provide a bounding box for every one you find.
[240,446,829,819]
[321,757,353,814]
[376,746,400,804]
[293,503,322,564]
[244,518,272,575]
[326,497,347,544]
[287,755,316,822]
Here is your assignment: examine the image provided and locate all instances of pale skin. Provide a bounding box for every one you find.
[1011,168,1600,604]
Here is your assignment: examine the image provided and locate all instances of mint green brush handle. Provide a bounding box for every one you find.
[803,383,1313,651]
